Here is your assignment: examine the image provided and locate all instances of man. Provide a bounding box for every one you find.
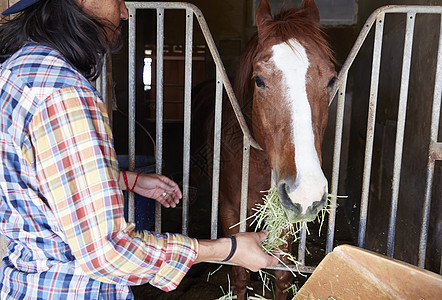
[0,0,278,299]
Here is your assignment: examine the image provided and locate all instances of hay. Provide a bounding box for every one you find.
[251,187,346,260]
[249,186,302,265]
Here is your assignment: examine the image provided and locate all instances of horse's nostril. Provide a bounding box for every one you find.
[310,201,323,214]
[309,193,327,214]
[277,182,301,215]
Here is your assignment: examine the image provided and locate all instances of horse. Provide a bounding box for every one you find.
[191,0,336,298]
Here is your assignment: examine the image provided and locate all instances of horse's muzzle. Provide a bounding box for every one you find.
[277,181,328,222]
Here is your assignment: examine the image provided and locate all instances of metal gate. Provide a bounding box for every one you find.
[109,3,442,275]
[328,5,442,274]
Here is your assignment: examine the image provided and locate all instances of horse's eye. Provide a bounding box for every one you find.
[327,76,337,88]
[254,75,266,89]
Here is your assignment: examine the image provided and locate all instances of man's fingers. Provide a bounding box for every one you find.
[159,193,179,208]
[255,231,279,267]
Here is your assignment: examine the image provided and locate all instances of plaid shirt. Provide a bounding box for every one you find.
[0,43,198,299]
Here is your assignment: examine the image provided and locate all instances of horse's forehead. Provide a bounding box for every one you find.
[258,38,310,64]
[254,45,273,63]
[257,37,332,69]
[270,39,310,72]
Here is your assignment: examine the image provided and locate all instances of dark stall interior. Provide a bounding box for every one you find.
[107,0,441,298]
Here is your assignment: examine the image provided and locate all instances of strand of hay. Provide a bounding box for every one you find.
[258,270,274,297]
[207,265,223,282]
[217,274,237,300]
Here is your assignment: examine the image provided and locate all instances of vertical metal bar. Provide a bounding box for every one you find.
[298,223,307,266]
[128,7,137,223]
[419,14,442,269]
[211,70,223,239]
[240,137,250,233]
[327,72,348,254]
[155,8,165,233]
[271,171,277,188]
[387,12,416,258]
[359,13,385,248]
[181,9,194,235]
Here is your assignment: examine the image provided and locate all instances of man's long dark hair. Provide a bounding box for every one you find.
[0,0,122,81]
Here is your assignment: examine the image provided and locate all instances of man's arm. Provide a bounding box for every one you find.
[121,171,278,270]
[196,231,278,272]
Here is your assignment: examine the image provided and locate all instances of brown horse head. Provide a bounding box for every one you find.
[236,0,336,222]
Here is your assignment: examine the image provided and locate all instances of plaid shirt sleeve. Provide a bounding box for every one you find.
[29,85,198,292]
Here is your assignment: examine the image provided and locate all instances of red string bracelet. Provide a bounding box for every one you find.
[121,170,141,192]
[122,170,130,191]
[130,172,141,192]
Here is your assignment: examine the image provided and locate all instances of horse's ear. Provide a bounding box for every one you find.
[302,0,320,23]
[256,0,273,42]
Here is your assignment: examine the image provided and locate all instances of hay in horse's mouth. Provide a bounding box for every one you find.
[277,182,328,222]
[230,187,339,266]
[224,188,343,299]
[250,187,302,265]
[250,187,336,262]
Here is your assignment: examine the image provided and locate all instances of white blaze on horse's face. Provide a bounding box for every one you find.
[271,38,328,221]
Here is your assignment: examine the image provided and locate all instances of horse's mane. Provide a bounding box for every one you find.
[234,6,334,107]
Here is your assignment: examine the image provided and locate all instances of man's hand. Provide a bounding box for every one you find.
[119,171,182,208]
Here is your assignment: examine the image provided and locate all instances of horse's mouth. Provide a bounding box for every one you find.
[277,182,327,223]
[283,207,317,223]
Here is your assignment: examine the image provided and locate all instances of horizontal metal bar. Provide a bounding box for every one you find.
[127,2,442,14]
[127,2,202,10]
[379,5,442,14]
[264,264,315,273]
[207,261,316,273]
